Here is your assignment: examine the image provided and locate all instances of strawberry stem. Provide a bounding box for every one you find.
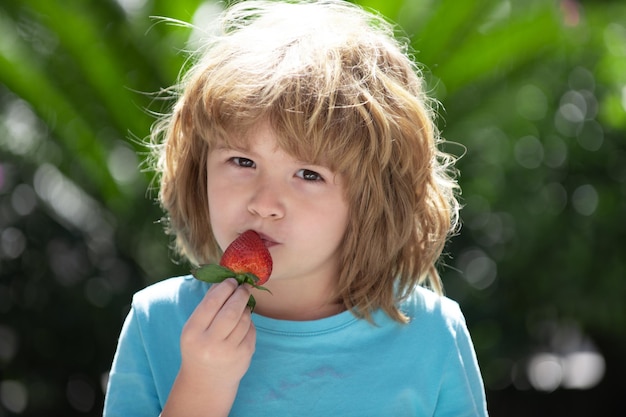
[191,264,271,312]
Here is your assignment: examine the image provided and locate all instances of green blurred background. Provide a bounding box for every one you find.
[0,0,625,415]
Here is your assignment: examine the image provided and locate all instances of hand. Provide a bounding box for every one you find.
[180,278,256,386]
[162,278,256,417]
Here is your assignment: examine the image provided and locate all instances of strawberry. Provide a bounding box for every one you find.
[192,230,273,311]
[219,230,272,285]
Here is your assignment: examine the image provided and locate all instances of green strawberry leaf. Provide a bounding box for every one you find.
[247,295,257,312]
[242,273,272,293]
[241,272,259,285]
[191,265,270,312]
[191,264,235,283]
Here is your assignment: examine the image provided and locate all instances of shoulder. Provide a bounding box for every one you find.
[398,286,467,336]
[131,275,208,317]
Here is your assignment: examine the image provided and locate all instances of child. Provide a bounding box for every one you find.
[104,0,488,416]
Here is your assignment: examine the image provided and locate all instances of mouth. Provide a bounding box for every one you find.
[256,232,278,248]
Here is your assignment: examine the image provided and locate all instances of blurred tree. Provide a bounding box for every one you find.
[0,0,624,415]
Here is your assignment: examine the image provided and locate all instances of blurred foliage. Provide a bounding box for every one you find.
[0,0,625,415]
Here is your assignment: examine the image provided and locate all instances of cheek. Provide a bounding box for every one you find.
[331,210,350,245]
[206,181,238,250]
[315,196,350,242]
[206,171,237,211]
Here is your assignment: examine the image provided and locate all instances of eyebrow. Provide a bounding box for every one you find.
[213,141,251,152]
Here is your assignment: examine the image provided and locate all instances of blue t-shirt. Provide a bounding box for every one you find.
[104,275,488,416]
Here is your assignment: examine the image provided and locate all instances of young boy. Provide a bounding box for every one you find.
[104,1,488,416]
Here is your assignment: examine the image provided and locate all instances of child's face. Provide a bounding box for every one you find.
[206,121,349,287]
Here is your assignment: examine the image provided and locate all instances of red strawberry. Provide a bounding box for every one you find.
[191,230,273,310]
[219,230,272,285]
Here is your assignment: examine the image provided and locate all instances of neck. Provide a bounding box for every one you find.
[250,279,346,321]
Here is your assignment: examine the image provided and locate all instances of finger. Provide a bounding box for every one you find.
[185,278,239,334]
[226,307,254,346]
[206,285,252,339]
[241,319,256,356]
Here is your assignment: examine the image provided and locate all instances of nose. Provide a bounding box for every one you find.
[247,176,285,219]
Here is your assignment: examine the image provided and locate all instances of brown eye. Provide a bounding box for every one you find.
[297,169,323,182]
[231,157,255,168]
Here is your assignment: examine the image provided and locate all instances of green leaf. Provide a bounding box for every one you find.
[433,7,562,94]
[355,0,403,22]
[241,273,272,293]
[191,267,264,312]
[191,264,235,283]
[247,295,257,312]
[241,272,260,285]
[411,0,495,67]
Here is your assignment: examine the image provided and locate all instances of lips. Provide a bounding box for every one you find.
[251,231,278,248]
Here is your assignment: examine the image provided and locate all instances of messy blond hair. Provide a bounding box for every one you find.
[152,0,460,322]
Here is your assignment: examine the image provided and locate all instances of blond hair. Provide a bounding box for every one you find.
[152,0,460,322]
